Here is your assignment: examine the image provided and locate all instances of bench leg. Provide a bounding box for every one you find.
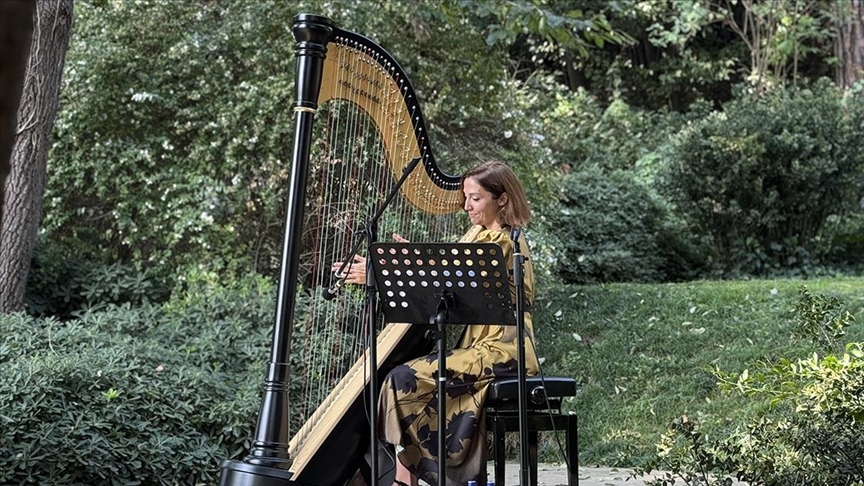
[529,430,538,486]
[491,415,506,486]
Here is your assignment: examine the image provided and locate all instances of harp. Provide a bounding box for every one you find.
[220,13,465,486]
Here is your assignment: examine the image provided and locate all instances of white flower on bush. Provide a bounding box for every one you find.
[131,91,155,102]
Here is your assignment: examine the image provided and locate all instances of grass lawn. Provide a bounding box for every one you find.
[531,275,864,466]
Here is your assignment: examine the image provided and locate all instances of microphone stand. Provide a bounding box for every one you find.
[511,227,531,486]
[431,289,456,486]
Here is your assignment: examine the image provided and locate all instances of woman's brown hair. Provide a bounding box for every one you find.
[462,160,531,228]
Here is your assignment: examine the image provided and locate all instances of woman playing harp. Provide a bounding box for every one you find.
[220,13,539,486]
[333,161,541,486]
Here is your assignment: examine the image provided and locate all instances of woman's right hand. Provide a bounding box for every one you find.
[331,254,367,285]
[331,235,408,286]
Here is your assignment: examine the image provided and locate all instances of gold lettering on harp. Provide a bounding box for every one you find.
[337,79,383,106]
[335,56,386,107]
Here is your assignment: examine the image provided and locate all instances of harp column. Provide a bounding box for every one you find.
[219,14,333,486]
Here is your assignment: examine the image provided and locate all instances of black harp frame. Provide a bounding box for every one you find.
[219,13,463,486]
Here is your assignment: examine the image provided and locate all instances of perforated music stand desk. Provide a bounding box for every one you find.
[369,242,516,485]
[369,242,516,326]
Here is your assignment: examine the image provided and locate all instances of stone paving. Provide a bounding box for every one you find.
[493,462,749,486]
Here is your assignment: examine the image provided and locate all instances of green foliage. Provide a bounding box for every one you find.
[536,0,841,110]
[512,72,714,173]
[633,416,736,486]
[47,0,301,275]
[486,78,711,283]
[555,0,746,110]
[711,0,837,93]
[0,274,276,484]
[823,210,864,272]
[660,79,864,276]
[793,286,854,351]
[25,239,170,318]
[532,276,864,467]
[549,167,701,284]
[633,289,863,485]
[455,0,631,58]
[713,409,864,486]
[322,0,512,129]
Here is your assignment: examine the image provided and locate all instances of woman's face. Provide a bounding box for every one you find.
[463,176,504,230]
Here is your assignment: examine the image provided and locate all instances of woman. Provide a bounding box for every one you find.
[332,161,540,486]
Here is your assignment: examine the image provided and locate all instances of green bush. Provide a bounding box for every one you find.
[0,274,276,484]
[25,239,171,318]
[660,79,864,276]
[530,85,702,173]
[45,0,299,276]
[641,355,864,485]
[822,210,864,272]
[634,289,863,485]
[549,167,702,284]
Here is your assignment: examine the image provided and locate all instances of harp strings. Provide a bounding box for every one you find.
[288,36,463,446]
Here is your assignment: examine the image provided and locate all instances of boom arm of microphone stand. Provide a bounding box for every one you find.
[323,157,423,301]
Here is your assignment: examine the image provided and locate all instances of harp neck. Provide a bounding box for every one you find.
[293,14,461,214]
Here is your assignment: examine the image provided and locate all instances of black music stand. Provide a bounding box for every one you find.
[369,242,516,486]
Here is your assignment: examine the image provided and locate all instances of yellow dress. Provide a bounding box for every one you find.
[378,225,539,486]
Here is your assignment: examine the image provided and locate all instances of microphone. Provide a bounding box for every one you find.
[510,226,522,246]
[322,276,345,301]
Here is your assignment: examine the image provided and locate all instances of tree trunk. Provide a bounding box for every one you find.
[0,0,74,314]
[836,0,864,90]
[1,0,36,212]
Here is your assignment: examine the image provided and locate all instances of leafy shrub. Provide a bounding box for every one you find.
[793,287,854,351]
[635,289,863,485]
[530,85,703,173]
[0,274,276,484]
[549,167,702,284]
[822,210,864,272]
[710,343,864,486]
[44,1,302,277]
[25,240,171,318]
[660,79,864,276]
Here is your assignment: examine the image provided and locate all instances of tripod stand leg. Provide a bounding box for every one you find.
[436,318,447,486]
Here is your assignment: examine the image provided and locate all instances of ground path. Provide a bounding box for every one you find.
[496,462,748,485]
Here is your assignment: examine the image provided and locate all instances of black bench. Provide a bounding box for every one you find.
[485,376,578,486]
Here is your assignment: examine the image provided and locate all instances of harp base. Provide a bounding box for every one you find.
[219,460,298,486]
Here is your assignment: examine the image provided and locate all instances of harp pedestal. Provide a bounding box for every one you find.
[219,462,293,486]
